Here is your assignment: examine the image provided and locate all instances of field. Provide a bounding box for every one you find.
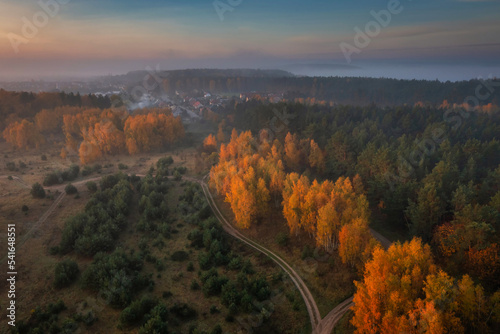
[0,143,309,334]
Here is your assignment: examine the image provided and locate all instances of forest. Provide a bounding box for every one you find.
[207,99,500,333]
[156,71,500,106]
[1,81,499,333]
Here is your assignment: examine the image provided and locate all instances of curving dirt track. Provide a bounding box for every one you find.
[190,175,322,330]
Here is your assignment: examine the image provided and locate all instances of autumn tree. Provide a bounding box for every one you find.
[282,173,309,236]
[225,175,255,229]
[35,109,62,133]
[3,120,45,150]
[284,132,302,172]
[433,220,499,285]
[339,217,379,270]
[203,134,218,152]
[351,238,439,333]
[308,139,326,174]
[60,147,67,160]
[352,237,500,334]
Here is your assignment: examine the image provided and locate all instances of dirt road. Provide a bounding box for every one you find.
[190,175,322,330]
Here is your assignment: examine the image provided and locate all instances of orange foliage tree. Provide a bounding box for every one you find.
[352,237,500,334]
[339,217,379,269]
[284,132,302,171]
[433,220,499,285]
[60,108,184,164]
[210,129,285,229]
[203,134,218,152]
[3,120,45,149]
[35,109,62,133]
[466,243,500,283]
[282,173,310,236]
[352,238,442,333]
[124,112,184,155]
[282,174,370,251]
[308,139,326,173]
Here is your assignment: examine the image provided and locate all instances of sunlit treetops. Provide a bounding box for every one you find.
[209,129,376,266]
[2,106,184,165]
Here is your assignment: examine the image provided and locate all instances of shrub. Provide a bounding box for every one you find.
[211,324,223,334]
[31,182,46,198]
[43,171,62,186]
[174,166,188,175]
[6,161,16,171]
[54,259,79,288]
[118,163,129,170]
[191,279,200,290]
[41,154,47,161]
[228,257,242,270]
[21,205,29,214]
[18,161,27,169]
[187,262,195,272]
[157,156,174,168]
[221,281,241,306]
[169,303,197,320]
[81,250,146,308]
[66,164,80,180]
[86,181,97,192]
[171,251,189,262]
[65,184,78,195]
[81,165,93,176]
[210,305,219,314]
[202,275,229,297]
[119,296,157,326]
[138,304,169,334]
[241,260,255,275]
[100,173,122,190]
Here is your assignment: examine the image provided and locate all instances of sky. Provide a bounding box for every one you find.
[0,0,499,81]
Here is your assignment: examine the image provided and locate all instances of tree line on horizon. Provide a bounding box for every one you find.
[160,73,499,107]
